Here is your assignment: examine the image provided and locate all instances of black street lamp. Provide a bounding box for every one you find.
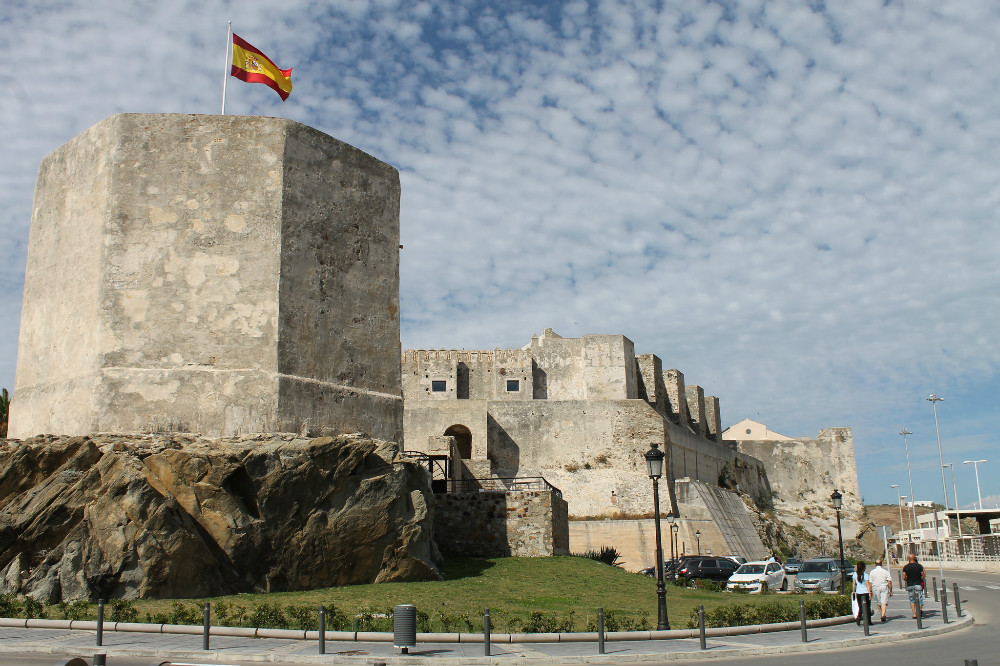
[671,523,680,580]
[695,530,702,555]
[644,443,670,630]
[831,489,846,594]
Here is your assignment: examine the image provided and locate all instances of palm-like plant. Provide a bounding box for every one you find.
[0,388,9,438]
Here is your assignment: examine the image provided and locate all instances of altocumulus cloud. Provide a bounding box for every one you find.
[0,0,998,504]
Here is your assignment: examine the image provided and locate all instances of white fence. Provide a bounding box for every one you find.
[895,534,1000,562]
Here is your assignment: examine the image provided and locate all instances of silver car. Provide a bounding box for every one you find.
[793,558,842,592]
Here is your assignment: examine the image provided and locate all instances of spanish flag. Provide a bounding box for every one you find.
[231,33,292,101]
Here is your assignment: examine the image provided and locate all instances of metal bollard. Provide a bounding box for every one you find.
[698,605,706,650]
[954,582,963,617]
[96,599,104,647]
[862,596,870,636]
[800,600,808,643]
[932,577,938,601]
[941,586,949,624]
[598,608,605,654]
[484,608,491,657]
[916,603,923,630]
[203,602,211,650]
[319,605,326,654]
[898,570,903,587]
[93,655,106,666]
[965,660,979,666]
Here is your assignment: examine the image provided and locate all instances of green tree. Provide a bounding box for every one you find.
[0,388,9,437]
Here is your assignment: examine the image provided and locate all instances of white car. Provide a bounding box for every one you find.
[726,561,787,593]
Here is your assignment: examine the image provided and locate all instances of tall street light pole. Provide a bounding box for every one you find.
[644,443,670,630]
[943,463,962,540]
[927,395,950,511]
[891,484,905,534]
[831,489,846,594]
[899,428,918,531]
[963,460,987,510]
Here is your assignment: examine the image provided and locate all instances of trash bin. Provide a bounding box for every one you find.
[393,604,417,653]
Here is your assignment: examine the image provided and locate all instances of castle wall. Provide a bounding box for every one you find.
[733,427,863,526]
[434,489,569,557]
[11,113,402,441]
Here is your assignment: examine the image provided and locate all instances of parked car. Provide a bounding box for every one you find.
[676,556,741,583]
[720,555,747,566]
[839,559,853,577]
[793,557,843,592]
[727,561,787,593]
[640,559,683,578]
[783,557,802,574]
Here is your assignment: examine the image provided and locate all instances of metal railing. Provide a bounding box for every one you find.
[445,477,562,498]
[896,533,1000,562]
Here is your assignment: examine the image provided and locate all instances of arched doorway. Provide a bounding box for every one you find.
[444,424,472,460]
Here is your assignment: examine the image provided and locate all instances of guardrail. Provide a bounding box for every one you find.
[897,533,1000,562]
[445,477,562,498]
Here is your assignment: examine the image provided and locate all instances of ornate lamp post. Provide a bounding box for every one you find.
[695,530,702,555]
[666,514,676,576]
[831,489,846,593]
[671,523,680,577]
[644,443,670,630]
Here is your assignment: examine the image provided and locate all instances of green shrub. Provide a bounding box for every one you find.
[578,546,623,567]
[285,605,316,631]
[56,599,90,620]
[108,599,137,623]
[22,597,46,619]
[248,601,288,629]
[0,594,21,618]
[168,601,201,625]
[524,611,558,633]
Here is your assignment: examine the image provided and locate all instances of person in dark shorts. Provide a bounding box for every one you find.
[902,553,925,618]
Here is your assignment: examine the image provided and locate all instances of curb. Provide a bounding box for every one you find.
[0,613,974,664]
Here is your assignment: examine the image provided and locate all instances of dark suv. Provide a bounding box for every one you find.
[676,556,741,583]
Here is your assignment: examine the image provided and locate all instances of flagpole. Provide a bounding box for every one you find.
[221,21,232,115]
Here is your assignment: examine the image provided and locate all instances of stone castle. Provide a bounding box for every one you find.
[402,329,862,566]
[4,114,863,597]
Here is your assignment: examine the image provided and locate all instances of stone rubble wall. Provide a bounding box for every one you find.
[434,489,569,557]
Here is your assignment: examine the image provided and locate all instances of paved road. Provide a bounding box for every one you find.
[618,568,997,666]
[0,567,991,665]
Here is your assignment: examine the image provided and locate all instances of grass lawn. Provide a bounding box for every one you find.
[66,557,847,632]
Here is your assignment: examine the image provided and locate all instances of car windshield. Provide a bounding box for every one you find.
[800,562,833,573]
[737,564,766,574]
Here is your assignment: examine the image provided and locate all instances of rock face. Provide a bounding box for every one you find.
[0,434,440,602]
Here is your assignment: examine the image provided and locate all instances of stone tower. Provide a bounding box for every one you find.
[10,113,402,441]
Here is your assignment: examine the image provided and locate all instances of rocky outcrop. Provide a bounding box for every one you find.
[0,433,441,602]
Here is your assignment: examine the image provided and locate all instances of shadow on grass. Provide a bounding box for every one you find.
[440,557,497,581]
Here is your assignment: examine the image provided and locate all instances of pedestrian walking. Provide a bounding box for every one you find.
[902,553,925,618]
[868,557,892,622]
[852,561,872,626]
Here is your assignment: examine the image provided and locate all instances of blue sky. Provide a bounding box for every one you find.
[1,0,997,509]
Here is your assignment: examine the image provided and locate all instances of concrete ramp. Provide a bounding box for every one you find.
[674,478,768,561]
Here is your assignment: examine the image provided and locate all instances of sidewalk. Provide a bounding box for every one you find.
[0,593,972,665]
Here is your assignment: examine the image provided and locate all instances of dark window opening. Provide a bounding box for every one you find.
[506,379,520,392]
[431,380,447,392]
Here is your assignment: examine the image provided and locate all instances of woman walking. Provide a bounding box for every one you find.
[852,561,872,626]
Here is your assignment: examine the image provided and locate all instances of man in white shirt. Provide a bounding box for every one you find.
[868,557,893,622]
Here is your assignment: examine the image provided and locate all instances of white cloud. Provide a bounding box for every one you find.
[1,0,998,507]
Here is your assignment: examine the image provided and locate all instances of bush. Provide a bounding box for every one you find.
[0,594,21,618]
[56,600,90,620]
[285,605,316,631]
[22,597,46,619]
[579,546,623,567]
[248,602,288,629]
[169,601,201,625]
[109,599,137,623]
[686,596,851,629]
